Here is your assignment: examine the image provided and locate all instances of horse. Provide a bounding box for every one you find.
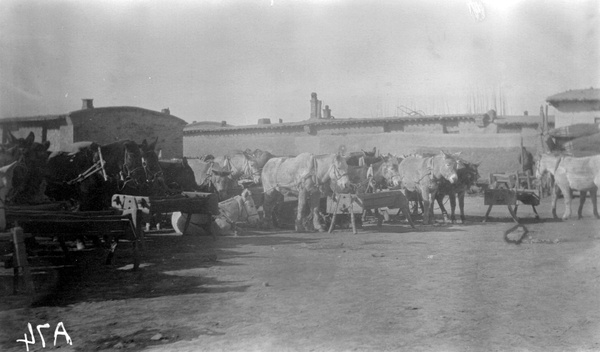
[171,188,259,236]
[186,158,232,200]
[261,152,350,232]
[397,151,459,225]
[4,131,51,204]
[536,153,600,220]
[434,160,480,224]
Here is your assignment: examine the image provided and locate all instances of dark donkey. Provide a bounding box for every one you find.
[398,151,459,225]
[4,131,51,204]
[435,159,480,224]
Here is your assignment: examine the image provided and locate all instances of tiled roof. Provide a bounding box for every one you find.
[546,88,600,102]
[183,114,484,134]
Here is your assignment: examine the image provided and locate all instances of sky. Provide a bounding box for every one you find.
[0,0,598,125]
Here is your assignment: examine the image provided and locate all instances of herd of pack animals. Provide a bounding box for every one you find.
[0,130,599,237]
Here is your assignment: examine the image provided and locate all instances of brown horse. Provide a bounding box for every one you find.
[261,152,350,232]
[398,151,459,224]
[536,153,600,220]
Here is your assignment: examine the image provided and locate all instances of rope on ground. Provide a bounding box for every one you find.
[503,223,529,245]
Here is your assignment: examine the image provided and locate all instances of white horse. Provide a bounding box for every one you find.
[536,153,600,220]
[171,188,259,236]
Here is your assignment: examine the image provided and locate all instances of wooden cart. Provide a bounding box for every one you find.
[484,172,540,223]
[326,191,409,233]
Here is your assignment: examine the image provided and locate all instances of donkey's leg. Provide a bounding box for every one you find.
[310,190,325,232]
[558,184,573,220]
[449,193,458,223]
[577,191,587,220]
[262,190,281,229]
[436,194,449,223]
[551,184,559,219]
[590,188,600,219]
[295,189,307,232]
[457,192,466,223]
[422,190,433,225]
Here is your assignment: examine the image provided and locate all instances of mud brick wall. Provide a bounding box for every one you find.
[184,129,542,180]
[69,107,187,159]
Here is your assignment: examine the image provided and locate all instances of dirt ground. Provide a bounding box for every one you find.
[1,194,600,352]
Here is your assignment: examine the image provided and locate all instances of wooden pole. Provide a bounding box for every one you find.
[12,227,34,294]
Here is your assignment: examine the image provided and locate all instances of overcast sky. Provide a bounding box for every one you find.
[1,0,598,125]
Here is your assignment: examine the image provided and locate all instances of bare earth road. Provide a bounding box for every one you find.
[1,195,600,352]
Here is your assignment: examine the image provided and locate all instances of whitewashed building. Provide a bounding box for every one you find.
[546,88,600,128]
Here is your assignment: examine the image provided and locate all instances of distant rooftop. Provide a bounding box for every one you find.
[546,88,600,103]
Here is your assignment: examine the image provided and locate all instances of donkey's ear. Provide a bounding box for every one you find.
[43,141,51,150]
[140,139,148,149]
[25,132,35,145]
[7,132,18,145]
[149,137,158,150]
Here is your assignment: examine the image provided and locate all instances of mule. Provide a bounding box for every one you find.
[397,151,459,224]
[261,152,350,232]
[186,158,232,200]
[171,188,259,236]
[435,160,480,224]
[345,147,378,167]
[245,149,276,170]
[214,188,260,235]
[536,153,600,220]
[213,152,262,195]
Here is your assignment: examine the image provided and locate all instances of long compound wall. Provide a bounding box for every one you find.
[184,130,543,179]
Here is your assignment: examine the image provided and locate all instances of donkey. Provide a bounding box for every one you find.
[261,153,350,232]
[435,160,480,224]
[397,151,459,225]
[536,153,600,220]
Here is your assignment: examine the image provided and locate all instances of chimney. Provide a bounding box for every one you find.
[221,121,227,127]
[258,118,271,125]
[161,108,170,115]
[82,99,94,110]
[279,119,283,123]
[524,111,528,116]
[310,92,319,119]
[323,105,331,119]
